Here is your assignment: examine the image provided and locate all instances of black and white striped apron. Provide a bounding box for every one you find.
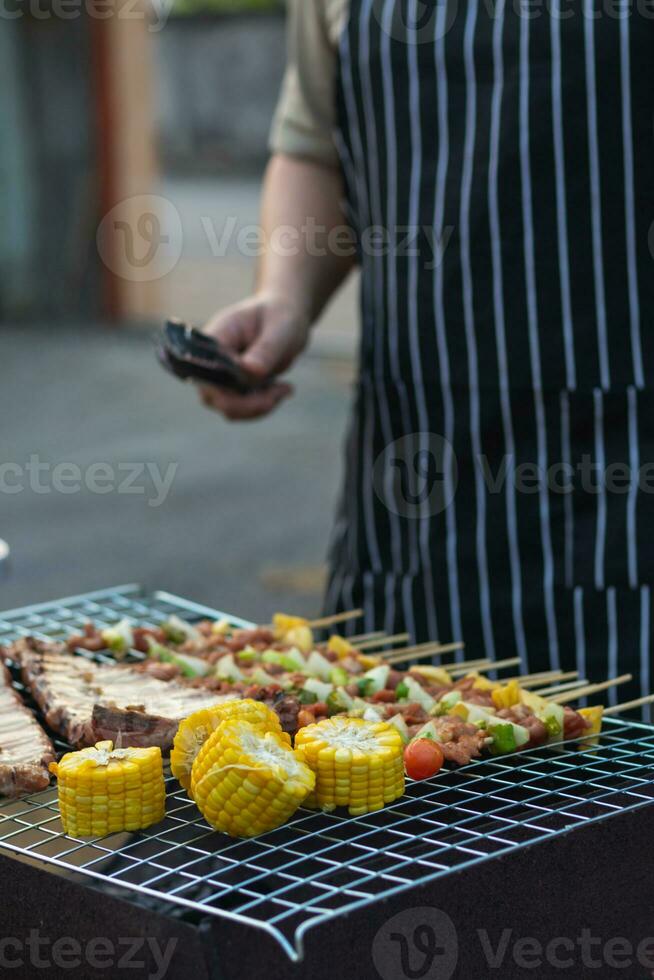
[325,0,654,714]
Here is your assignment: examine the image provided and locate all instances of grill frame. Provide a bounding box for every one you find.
[1,585,653,964]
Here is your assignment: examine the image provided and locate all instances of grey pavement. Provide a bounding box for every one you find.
[1,321,357,623]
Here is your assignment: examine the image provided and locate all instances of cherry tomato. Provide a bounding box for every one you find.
[404,738,444,780]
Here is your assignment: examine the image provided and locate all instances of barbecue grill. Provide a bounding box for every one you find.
[2,585,654,980]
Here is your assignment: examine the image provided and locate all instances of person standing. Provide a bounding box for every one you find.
[200,0,654,710]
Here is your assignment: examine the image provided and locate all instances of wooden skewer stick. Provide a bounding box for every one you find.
[308,609,364,629]
[535,679,589,698]
[348,630,387,644]
[410,656,490,674]
[552,674,632,705]
[449,657,521,678]
[604,694,654,716]
[353,633,410,652]
[446,660,492,677]
[380,639,443,658]
[507,670,579,689]
[383,641,465,666]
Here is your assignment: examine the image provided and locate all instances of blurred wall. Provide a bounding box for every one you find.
[0,19,101,319]
[154,12,286,174]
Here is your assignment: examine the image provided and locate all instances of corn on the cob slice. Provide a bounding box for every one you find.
[294,716,405,816]
[191,720,315,838]
[171,699,287,793]
[50,741,165,838]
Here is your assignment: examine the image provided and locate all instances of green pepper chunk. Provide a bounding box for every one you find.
[489,723,517,756]
[297,689,318,705]
[395,681,409,700]
[326,689,353,716]
[329,666,349,687]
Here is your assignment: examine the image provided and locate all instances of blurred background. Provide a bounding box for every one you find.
[0,1,360,620]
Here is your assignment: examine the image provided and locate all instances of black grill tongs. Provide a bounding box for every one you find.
[157,318,256,394]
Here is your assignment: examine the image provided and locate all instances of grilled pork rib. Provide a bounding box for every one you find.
[5,637,237,750]
[0,663,55,796]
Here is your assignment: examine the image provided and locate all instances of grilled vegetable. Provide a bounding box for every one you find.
[360,665,390,694]
[101,619,134,657]
[327,635,355,658]
[485,718,530,755]
[191,721,315,838]
[170,699,284,792]
[329,666,349,687]
[326,687,354,716]
[147,640,211,679]
[215,653,245,683]
[404,739,444,780]
[303,677,333,702]
[50,740,165,837]
[491,680,521,710]
[408,665,453,686]
[161,615,200,645]
[306,650,333,681]
[273,615,314,652]
[398,676,436,713]
[294,716,405,816]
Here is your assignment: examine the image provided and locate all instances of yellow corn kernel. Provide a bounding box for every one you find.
[492,679,521,710]
[294,716,405,816]
[170,699,286,793]
[191,721,315,838]
[49,741,165,838]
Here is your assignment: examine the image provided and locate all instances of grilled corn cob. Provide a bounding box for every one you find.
[50,741,165,838]
[191,720,315,838]
[170,699,286,793]
[294,716,405,816]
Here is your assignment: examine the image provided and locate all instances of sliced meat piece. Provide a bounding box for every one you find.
[0,663,55,796]
[6,637,238,751]
[430,715,490,766]
[563,706,591,740]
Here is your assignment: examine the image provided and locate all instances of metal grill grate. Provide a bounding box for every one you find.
[1,586,654,962]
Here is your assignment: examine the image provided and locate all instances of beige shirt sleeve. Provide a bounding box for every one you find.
[269,0,346,168]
